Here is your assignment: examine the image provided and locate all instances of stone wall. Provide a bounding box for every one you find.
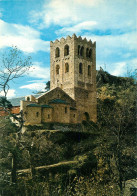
[37,88,76,108]
[70,109,77,124]
[21,34,97,125]
[24,106,41,125]
[50,103,70,123]
[50,34,97,123]
[41,107,53,123]
[50,35,75,99]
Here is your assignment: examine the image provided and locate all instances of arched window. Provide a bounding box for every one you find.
[55,47,60,57]
[56,65,60,74]
[84,112,90,121]
[89,48,92,58]
[65,63,69,73]
[80,46,84,56]
[86,48,89,57]
[64,45,69,56]
[27,97,30,101]
[79,63,83,74]
[78,45,80,55]
[88,65,91,76]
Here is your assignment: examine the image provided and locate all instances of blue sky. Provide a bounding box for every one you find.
[0,0,136,98]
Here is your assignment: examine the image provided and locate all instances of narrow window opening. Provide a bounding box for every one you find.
[80,46,84,56]
[65,63,69,73]
[78,45,80,55]
[89,48,92,58]
[88,65,91,76]
[65,107,67,113]
[27,97,30,101]
[48,114,50,119]
[56,65,60,74]
[73,114,75,118]
[64,45,69,56]
[36,112,39,117]
[55,47,60,58]
[79,63,83,74]
[86,48,89,57]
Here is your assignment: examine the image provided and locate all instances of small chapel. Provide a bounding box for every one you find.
[20,34,97,125]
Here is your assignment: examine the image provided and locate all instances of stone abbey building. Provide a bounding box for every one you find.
[21,34,97,125]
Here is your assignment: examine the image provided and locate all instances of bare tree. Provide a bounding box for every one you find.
[0,46,32,186]
[0,46,32,127]
[0,46,32,98]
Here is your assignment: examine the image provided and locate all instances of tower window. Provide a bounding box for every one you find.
[78,45,80,55]
[48,114,50,119]
[65,63,69,73]
[89,48,92,58]
[56,65,60,74]
[86,48,89,57]
[36,112,39,117]
[88,65,91,76]
[55,47,60,58]
[65,107,67,113]
[80,46,84,57]
[64,45,69,56]
[79,63,83,74]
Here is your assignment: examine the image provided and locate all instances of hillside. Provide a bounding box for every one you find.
[0,70,136,196]
[96,67,134,88]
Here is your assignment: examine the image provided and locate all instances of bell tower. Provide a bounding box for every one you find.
[50,34,97,122]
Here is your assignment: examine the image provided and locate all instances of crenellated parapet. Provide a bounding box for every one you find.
[50,34,96,47]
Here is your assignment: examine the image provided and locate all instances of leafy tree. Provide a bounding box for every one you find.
[95,76,136,195]
[0,96,12,108]
[45,81,50,91]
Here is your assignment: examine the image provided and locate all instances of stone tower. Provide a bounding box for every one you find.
[50,34,97,123]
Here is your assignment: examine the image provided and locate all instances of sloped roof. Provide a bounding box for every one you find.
[41,105,53,108]
[37,87,75,103]
[49,99,69,105]
[26,104,41,107]
[26,104,53,108]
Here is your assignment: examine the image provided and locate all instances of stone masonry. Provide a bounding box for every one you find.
[20,34,97,125]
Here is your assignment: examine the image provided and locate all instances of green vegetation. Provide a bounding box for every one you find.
[0,69,136,195]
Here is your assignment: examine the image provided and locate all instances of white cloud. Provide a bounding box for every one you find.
[56,21,97,35]
[74,0,103,6]
[30,0,136,32]
[99,58,137,77]
[29,0,102,27]
[27,62,50,79]
[20,62,50,92]
[0,19,50,53]
[20,83,46,91]
[111,62,127,76]
[83,31,137,59]
[0,89,16,98]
